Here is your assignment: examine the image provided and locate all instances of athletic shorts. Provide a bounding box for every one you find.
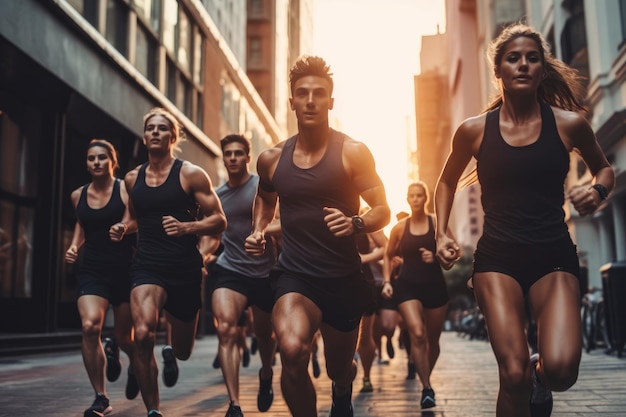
[377,287,398,312]
[270,268,376,332]
[209,263,275,314]
[77,266,131,306]
[393,277,449,309]
[131,269,202,322]
[473,234,580,296]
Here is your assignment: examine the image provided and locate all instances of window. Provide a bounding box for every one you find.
[193,27,204,85]
[136,24,158,83]
[66,0,99,27]
[106,0,129,57]
[250,0,264,17]
[249,37,262,67]
[177,11,192,72]
[134,0,161,33]
[0,110,38,299]
[163,0,179,55]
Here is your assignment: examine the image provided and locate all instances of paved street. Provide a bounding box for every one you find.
[0,331,624,416]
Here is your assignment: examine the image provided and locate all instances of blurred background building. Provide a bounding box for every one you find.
[0,0,311,339]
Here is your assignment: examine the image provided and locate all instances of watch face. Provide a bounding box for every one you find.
[352,215,365,230]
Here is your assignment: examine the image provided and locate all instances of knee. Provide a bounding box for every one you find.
[215,320,238,342]
[499,360,528,393]
[543,356,580,392]
[408,325,427,346]
[81,319,102,340]
[133,323,156,351]
[278,336,311,368]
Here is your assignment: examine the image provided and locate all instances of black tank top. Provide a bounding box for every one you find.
[477,104,570,243]
[75,179,133,272]
[272,130,361,276]
[130,159,201,274]
[397,215,444,284]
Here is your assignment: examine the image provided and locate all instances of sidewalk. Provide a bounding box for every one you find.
[0,331,624,416]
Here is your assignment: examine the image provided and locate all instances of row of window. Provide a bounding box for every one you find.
[67,0,204,127]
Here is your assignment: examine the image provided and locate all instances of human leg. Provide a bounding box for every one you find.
[398,300,431,389]
[130,284,166,413]
[112,302,139,399]
[528,271,581,392]
[473,272,531,417]
[251,305,276,411]
[78,295,110,396]
[423,303,447,373]
[320,321,359,417]
[212,287,248,406]
[356,314,375,392]
[273,292,321,417]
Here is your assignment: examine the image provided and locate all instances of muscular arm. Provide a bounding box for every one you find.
[66,188,85,263]
[111,168,139,242]
[556,109,615,216]
[177,162,227,236]
[435,116,483,268]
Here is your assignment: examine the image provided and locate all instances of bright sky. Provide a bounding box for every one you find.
[312,0,446,223]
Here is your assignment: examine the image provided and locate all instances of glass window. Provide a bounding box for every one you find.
[620,0,626,43]
[166,59,177,104]
[106,0,129,57]
[193,27,204,85]
[0,110,37,299]
[66,0,99,27]
[250,0,263,16]
[163,0,178,55]
[134,0,161,33]
[136,24,158,83]
[196,91,203,129]
[249,37,262,67]
[177,10,191,72]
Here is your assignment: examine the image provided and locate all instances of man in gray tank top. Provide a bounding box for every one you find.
[245,56,390,417]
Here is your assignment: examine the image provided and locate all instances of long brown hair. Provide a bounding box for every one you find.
[484,23,586,112]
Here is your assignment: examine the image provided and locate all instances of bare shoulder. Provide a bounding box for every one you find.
[457,113,487,137]
[180,160,212,190]
[552,106,594,148]
[70,185,84,206]
[258,141,285,163]
[124,164,141,188]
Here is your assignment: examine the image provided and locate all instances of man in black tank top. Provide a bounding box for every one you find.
[245,56,390,417]
[112,108,226,417]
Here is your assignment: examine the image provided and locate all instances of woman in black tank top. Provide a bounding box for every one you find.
[434,24,614,417]
[65,139,138,416]
[381,182,449,409]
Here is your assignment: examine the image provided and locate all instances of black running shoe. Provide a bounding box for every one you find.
[225,401,244,417]
[386,338,395,359]
[328,382,353,417]
[421,387,436,409]
[257,369,274,412]
[84,392,112,417]
[242,349,251,368]
[406,362,416,380]
[125,365,140,400]
[250,337,258,355]
[147,410,163,417]
[529,353,553,417]
[161,345,179,387]
[103,337,121,382]
[312,356,321,378]
[213,354,221,369]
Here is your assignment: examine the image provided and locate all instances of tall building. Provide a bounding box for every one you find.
[414,30,451,213]
[0,0,281,333]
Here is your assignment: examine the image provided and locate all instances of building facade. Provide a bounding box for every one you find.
[0,0,282,333]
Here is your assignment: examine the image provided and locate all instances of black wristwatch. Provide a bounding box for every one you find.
[592,184,608,201]
[352,215,366,233]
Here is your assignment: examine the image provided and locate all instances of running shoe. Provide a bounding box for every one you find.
[103,337,121,382]
[328,382,353,417]
[84,392,112,417]
[161,345,179,387]
[225,401,244,417]
[242,349,251,367]
[125,365,140,400]
[386,338,395,359]
[250,337,258,355]
[312,355,321,378]
[360,378,373,393]
[529,353,553,417]
[406,362,416,380]
[421,387,436,409]
[147,410,163,417]
[257,369,274,412]
[213,354,221,369]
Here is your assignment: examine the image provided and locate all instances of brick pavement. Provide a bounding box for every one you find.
[0,331,624,416]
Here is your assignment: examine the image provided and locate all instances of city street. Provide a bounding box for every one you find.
[0,331,624,416]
